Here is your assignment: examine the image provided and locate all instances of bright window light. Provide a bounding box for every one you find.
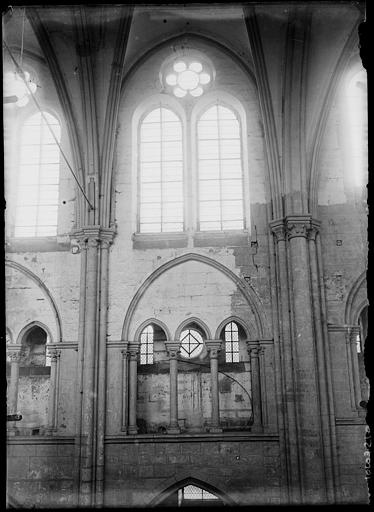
[225,321,240,362]
[165,59,212,98]
[198,105,244,231]
[139,107,184,233]
[346,71,367,188]
[180,329,203,358]
[140,325,154,364]
[15,112,61,237]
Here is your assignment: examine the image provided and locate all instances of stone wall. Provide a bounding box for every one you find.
[103,438,281,506]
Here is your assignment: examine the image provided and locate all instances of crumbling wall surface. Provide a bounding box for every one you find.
[7,441,76,508]
[104,439,281,506]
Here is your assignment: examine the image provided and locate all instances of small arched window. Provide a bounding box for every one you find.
[15,112,61,237]
[220,320,247,363]
[139,107,184,233]
[140,324,154,364]
[21,325,48,366]
[197,104,244,231]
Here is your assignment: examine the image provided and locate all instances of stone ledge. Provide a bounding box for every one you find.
[105,433,279,443]
[7,436,75,444]
[335,417,366,425]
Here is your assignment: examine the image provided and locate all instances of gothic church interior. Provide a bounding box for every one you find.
[4,2,369,507]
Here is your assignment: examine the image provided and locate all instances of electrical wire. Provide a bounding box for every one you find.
[3,39,94,211]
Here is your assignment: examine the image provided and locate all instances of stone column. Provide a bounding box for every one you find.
[128,343,140,435]
[247,343,263,432]
[348,326,363,413]
[205,340,222,433]
[270,219,302,502]
[165,342,181,434]
[121,344,129,432]
[286,215,328,502]
[307,222,337,502]
[7,350,22,433]
[47,348,61,433]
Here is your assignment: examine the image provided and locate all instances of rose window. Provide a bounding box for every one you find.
[164,59,212,98]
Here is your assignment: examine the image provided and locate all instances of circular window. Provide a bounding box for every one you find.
[180,328,204,358]
[161,52,214,99]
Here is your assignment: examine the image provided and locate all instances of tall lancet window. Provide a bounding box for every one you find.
[139,107,184,233]
[15,112,61,237]
[140,324,154,365]
[197,104,244,231]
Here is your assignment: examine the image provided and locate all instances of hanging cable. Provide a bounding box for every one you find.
[3,40,94,211]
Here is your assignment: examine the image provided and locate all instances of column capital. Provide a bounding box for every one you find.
[127,342,140,360]
[246,342,263,357]
[285,215,313,240]
[165,342,181,359]
[307,219,321,241]
[70,226,116,247]
[47,347,61,362]
[269,219,287,242]
[205,340,222,358]
[7,350,22,363]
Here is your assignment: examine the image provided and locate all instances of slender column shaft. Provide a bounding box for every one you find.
[128,343,139,435]
[270,220,302,502]
[47,349,60,431]
[8,351,21,430]
[79,236,99,506]
[95,238,112,507]
[247,344,263,431]
[206,341,222,433]
[286,216,327,502]
[121,346,129,432]
[308,225,336,502]
[349,327,363,411]
[165,342,181,434]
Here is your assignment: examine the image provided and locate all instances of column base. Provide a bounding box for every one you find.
[251,424,263,433]
[167,426,181,434]
[208,426,223,433]
[128,426,138,435]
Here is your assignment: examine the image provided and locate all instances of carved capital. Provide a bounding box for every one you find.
[70,226,116,249]
[47,348,61,362]
[121,349,128,359]
[285,216,313,240]
[246,342,262,357]
[165,342,181,359]
[269,220,286,243]
[7,351,22,363]
[205,340,222,359]
[307,220,321,242]
[127,342,140,361]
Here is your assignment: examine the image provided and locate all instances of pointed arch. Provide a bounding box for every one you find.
[17,320,53,345]
[134,318,171,342]
[344,271,368,325]
[149,476,236,507]
[121,253,268,340]
[175,317,212,340]
[215,315,251,340]
[5,259,62,342]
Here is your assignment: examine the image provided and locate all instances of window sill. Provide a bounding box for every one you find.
[132,232,188,250]
[194,230,249,247]
[5,236,71,253]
